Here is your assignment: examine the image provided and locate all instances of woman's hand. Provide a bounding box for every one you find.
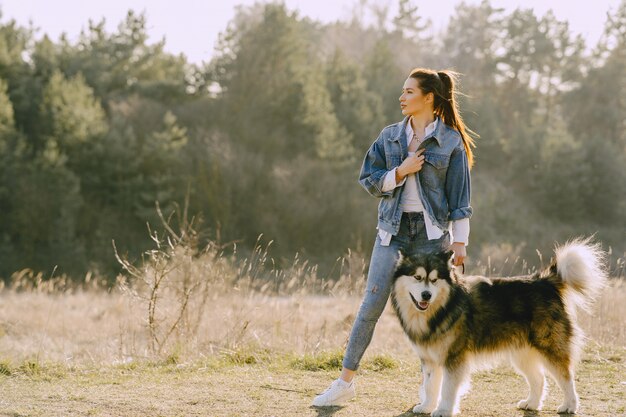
[396,149,425,181]
[449,242,466,267]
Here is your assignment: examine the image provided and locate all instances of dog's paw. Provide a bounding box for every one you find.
[412,403,435,414]
[557,402,578,414]
[517,399,540,410]
[431,408,454,417]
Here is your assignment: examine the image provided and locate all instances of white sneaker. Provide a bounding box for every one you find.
[312,378,356,407]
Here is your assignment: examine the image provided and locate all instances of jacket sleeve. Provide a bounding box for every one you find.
[445,144,473,221]
[358,133,395,198]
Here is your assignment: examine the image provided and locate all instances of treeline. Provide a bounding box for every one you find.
[0,1,624,281]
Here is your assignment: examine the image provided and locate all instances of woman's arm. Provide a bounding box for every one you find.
[381,168,407,192]
[445,144,473,221]
[358,134,395,198]
[450,218,469,266]
[451,218,469,245]
[446,145,472,266]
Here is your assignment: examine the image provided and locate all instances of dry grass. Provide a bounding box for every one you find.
[0,233,624,416]
[0,345,624,416]
[0,277,624,367]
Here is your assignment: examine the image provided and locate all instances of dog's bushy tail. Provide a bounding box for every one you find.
[553,237,608,312]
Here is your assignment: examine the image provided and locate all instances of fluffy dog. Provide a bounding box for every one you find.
[390,238,607,416]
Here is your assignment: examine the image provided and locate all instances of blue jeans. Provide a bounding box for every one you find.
[342,212,450,371]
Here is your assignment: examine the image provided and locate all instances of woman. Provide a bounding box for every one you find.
[312,68,476,407]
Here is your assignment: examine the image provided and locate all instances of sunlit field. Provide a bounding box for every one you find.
[1,281,625,363]
[0,239,623,366]
[1,237,624,417]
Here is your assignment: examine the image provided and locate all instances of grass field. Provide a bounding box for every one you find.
[0,345,624,416]
[0,243,624,416]
[1,284,625,416]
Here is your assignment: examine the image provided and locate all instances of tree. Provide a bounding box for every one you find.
[39,70,107,151]
[301,64,355,163]
[0,78,14,132]
[0,77,17,271]
[559,1,626,225]
[536,11,585,125]
[392,0,432,42]
[441,1,505,169]
[211,3,353,161]
[135,111,189,222]
[324,50,385,151]
[1,139,84,277]
[211,3,311,158]
[442,1,503,91]
[70,114,145,275]
[362,38,406,124]
[0,15,38,138]
[58,11,189,104]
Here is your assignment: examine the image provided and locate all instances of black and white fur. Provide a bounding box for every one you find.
[390,238,607,416]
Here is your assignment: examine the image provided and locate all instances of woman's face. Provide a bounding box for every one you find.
[399,77,433,116]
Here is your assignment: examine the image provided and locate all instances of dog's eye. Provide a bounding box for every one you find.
[430,278,438,283]
[414,276,424,281]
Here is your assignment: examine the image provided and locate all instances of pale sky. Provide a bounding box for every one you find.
[0,0,620,65]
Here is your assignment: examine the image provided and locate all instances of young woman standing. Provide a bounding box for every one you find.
[312,68,476,407]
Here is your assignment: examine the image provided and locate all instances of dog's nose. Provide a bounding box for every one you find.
[421,291,431,301]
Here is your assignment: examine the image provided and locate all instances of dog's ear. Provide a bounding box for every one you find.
[438,250,455,264]
[393,249,411,279]
[438,250,456,273]
[395,249,406,268]
[396,249,406,265]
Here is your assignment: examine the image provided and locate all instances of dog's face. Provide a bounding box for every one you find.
[393,250,456,312]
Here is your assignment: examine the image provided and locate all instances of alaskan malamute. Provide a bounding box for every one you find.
[390,238,607,416]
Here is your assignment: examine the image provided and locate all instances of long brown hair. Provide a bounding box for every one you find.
[408,68,477,167]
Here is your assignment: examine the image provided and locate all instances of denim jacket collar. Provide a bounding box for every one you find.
[387,115,444,147]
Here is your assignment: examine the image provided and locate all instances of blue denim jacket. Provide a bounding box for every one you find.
[358,116,472,236]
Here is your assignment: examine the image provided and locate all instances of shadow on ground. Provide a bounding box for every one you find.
[391,406,546,417]
[393,406,420,416]
[310,405,344,416]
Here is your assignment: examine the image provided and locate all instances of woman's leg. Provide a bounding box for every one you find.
[312,228,407,406]
[339,213,448,379]
[340,367,356,382]
[341,233,405,373]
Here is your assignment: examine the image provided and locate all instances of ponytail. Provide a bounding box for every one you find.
[408,68,477,168]
[436,70,476,167]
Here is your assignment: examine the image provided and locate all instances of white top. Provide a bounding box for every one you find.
[399,152,425,212]
[377,117,470,246]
